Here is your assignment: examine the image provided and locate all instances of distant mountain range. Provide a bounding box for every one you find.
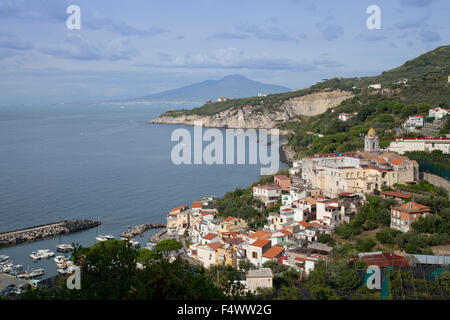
[115,74,290,104]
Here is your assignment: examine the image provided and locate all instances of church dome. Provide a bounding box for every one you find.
[367,127,376,137]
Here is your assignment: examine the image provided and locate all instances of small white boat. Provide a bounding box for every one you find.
[30,251,41,260]
[56,244,74,252]
[57,265,76,275]
[18,268,45,279]
[96,235,115,241]
[96,235,108,242]
[0,255,9,263]
[54,255,67,264]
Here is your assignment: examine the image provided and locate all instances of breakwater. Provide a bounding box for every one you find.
[0,220,101,248]
[120,223,166,239]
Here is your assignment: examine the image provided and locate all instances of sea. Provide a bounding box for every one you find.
[0,103,286,278]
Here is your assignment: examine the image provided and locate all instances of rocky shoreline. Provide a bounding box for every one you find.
[0,220,101,248]
[120,223,166,239]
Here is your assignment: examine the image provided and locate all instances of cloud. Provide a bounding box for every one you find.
[209,25,305,43]
[39,34,137,61]
[356,33,388,42]
[0,0,68,21]
[135,47,343,72]
[317,22,344,41]
[0,34,33,50]
[399,0,435,7]
[419,29,441,42]
[237,24,300,42]
[84,13,168,37]
[208,32,250,40]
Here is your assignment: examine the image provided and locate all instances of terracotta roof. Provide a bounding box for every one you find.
[375,158,387,164]
[250,239,271,248]
[223,216,236,222]
[395,201,431,214]
[381,191,413,199]
[390,158,406,165]
[202,212,214,216]
[203,233,219,240]
[274,175,290,181]
[361,252,410,267]
[192,202,203,208]
[206,242,223,250]
[279,229,292,236]
[302,197,317,205]
[339,192,355,197]
[170,205,187,213]
[250,230,271,239]
[262,246,284,259]
[225,237,244,245]
[298,221,311,228]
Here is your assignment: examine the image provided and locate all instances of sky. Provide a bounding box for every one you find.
[0,0,448,105]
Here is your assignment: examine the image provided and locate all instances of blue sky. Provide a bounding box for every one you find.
[0,0,448,105]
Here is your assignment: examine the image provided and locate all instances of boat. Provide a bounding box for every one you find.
[96,235,115,241]
[54,255,67,264]
[144,242,156,250]
[57,265,76,275]
[17,268,45,279]
[56,244,74,252]
[96,235,108,242]
[30,251,41,260]
[0,255,9,263]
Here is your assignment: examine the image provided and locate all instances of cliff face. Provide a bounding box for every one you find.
[149,89,354,129]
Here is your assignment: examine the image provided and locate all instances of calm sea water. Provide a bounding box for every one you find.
[0,103,285,278]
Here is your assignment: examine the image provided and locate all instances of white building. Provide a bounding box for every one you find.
[368,84,381,89]
[428,107,449,120]
[246,268,274,293]
[388,138,450,155]
[404,115,424,132]
[338,113,353,121]
[252,185,282,206]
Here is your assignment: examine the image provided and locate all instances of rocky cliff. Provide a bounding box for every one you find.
[149,89,354,129]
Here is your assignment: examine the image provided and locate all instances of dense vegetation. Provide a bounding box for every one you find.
[161,46,450,124]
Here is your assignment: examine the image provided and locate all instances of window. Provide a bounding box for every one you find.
[252,252,257,259]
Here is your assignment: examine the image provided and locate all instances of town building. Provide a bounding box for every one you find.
[274,175,291,191]
[167,205,190,236]
[247,239,272,267]
[428,107,449,120]
[338,113,353,121]
[220,216,247,233]
[252,185,282,206]
[390,201,431,233]
[245,268,274,293]
[388,138,450,155]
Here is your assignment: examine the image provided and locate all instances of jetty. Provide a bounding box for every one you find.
[0,220,101,248]
[120,223,166,239]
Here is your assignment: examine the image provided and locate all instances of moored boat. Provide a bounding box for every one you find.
[56,244,74,252]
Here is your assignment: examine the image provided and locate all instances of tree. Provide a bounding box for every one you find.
[154,239,182,257]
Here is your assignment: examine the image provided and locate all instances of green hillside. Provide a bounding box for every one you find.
[163,45,450,118]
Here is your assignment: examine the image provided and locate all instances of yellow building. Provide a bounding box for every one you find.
[215,243,237,268]
[220,216,247,233]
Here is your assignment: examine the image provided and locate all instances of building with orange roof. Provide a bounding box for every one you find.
[247,239,272,267]
[201,232,220,244]
[262,246,285,264]
[274,175,291,191]
[216,243,237,268]
[167,205,190,236]
[390,201,431,233]
[196,242,223,268]
[220,216,247,233]
[249,230,272,240]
